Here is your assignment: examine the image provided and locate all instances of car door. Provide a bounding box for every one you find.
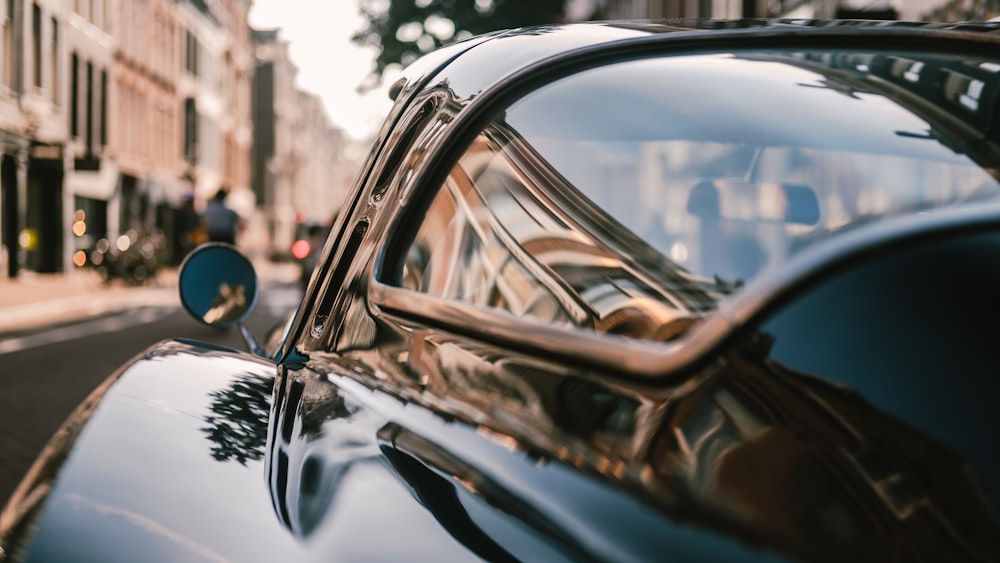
[672,222,1000,561]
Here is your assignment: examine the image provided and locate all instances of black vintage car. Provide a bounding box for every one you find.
[3,19,1000,562]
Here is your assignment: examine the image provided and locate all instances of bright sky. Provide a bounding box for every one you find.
[248,0,399,141]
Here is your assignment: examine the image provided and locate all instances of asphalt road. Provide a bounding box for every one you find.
[0,283,301,506]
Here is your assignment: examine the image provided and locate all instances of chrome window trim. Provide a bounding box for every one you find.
[369,278,736,377]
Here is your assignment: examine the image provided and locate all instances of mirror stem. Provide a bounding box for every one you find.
[239,322,268,358]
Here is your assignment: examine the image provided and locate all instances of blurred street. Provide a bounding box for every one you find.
[0,260,301,505]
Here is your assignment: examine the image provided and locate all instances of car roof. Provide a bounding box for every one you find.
[373,19,1000,193]
[403,19,1000,104]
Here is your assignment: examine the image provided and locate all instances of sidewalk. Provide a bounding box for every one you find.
[0,268,178,334]
[0,261,299,334]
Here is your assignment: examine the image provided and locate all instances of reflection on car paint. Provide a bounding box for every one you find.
[270,307,1000,561]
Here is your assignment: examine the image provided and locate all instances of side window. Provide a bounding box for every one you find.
[755,230,1000,523]
[390,124,713,342]
[400,132,584,327]
[383,50,1000,346]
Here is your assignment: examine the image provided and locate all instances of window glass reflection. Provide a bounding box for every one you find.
[401,132,718,341]
[394,49,1000,341]
[505,52,999,287]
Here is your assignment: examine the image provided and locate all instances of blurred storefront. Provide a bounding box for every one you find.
[25,141,64,272]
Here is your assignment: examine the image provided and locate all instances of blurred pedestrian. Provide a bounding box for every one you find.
[203,187,241,245]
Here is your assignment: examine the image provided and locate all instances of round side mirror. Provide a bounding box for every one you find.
[179,243,259,327]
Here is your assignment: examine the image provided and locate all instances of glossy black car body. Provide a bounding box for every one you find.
[3,19,1000,562]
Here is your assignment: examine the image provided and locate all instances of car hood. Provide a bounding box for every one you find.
[0,338,790,562]
[1,340,508,562]
[0,340,303,562]
[1,340,676,562]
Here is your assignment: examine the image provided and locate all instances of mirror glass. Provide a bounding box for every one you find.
[179,244,259,326]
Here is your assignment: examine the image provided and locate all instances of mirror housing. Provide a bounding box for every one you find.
[179,243,259,327]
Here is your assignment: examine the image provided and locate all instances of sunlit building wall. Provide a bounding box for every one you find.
[106,0,183,266]
[1,0,72,276]
[212,0,253,219]
[0,0,28,277]
[175,0,226,213]
[2,0,124,276]
[58,0,113,275]
[4,0,262,273]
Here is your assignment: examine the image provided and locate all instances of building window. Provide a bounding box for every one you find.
[70,51,79,137]
[100,68,107,147]
[50,16,57,104]
[185,29,198,76]
[31,2,40,88]
[2,0,17,90]
[85,60,93,152]
[184,97,197,163]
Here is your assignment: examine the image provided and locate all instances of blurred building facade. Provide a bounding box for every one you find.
[1,0,76,276]
[108,0,179,267]
[1,0,347,278]
[251,27,349,260]
[219,0,254,228]
[175,0,234,222]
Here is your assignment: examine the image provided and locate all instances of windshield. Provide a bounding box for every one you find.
[503,50,1000,286]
